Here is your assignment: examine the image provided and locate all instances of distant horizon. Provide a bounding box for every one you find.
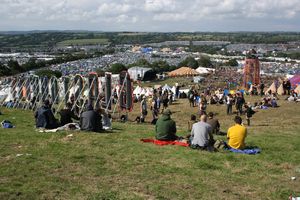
[1,30,300,34]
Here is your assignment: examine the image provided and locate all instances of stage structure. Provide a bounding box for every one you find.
[243,49,260,89]
[0,72,134,116]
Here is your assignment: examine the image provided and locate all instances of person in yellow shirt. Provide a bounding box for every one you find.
[227,116,247,149]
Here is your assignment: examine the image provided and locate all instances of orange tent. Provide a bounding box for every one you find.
[168,67,199,77]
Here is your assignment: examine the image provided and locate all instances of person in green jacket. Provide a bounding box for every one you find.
[155,109,178,141]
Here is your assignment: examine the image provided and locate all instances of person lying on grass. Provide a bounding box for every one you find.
[227,116,247,150]
[155,109,178,141]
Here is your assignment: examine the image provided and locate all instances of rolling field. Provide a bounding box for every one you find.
[0,95,299,199]
[57,38,110,46]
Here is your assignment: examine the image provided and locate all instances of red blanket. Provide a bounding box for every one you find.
[140,138,189,147]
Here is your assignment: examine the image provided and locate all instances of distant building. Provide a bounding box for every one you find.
[243,49,260,89]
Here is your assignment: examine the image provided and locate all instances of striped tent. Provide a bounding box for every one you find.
[168,67,199,77]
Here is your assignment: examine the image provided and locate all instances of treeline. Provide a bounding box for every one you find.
[2,32,300,52]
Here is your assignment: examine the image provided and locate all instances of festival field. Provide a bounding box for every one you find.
[0,96,299,199]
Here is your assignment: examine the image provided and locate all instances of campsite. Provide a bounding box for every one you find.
[0,74,300,199]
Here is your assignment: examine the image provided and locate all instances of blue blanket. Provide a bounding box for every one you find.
[227,147,261,155]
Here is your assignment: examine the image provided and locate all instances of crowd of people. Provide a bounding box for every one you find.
[9,76,298,152]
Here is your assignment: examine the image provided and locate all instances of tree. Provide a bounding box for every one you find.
[225,59,239,67]
[35,69,62,78]
[110,63,127,74]
[198,56,212,68]
[7,59,23,73]
[178,56,199,69]
[95,68,106,76]
[0,62,11,76]
[151,60,170,73]
[22,58,38,71]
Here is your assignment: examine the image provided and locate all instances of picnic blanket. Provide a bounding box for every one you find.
[227,147,261,155]
[141,138,189,147]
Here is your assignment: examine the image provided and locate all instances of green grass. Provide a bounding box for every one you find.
[0,96,300,199]
[57,39,109,46]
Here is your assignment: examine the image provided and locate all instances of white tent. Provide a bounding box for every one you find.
[265,82,277,95]
[133,86,142,95]
[127,67,152,81]
[162,84,172,92]
[196,67,215,74]
[277,84,284,95]
[295,85,300,94]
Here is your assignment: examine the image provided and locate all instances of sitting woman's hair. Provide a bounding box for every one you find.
[191,114,196,121]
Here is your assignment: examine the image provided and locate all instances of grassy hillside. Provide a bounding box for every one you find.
[0,96,299,199]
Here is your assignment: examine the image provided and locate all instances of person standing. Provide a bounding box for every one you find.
[140,96,148,123]
[235,93,245,115]
[226,94,233,115]
[259,82,265,96]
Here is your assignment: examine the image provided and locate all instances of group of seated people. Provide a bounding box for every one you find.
[155,109,247,151]
[34,99,111,132]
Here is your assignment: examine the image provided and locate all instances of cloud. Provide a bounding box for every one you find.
[0,0,300,31]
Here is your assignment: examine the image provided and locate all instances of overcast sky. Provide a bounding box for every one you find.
[1,0,300,32]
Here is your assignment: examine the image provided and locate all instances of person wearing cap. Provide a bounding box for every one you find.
[207,112,220,135]
[190,115,214,151]
[34,99,59,129]
[80,104,102,132]
[155,109,178,141]
[227,116,247,149]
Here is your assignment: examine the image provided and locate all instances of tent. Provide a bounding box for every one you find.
[289,75,300,87]
[168,67,199,77]
[133,86,142,95]
[265,82,277,95]
[295,85,300,94]
[127,67,155,81]
[277,84,284,95]
[196,67,215,74]
[193,76,205,83]
[162,84,172,92]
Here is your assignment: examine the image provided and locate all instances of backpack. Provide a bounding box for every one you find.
[1,120,14,128]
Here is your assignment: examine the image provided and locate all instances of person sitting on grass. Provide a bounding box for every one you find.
[59,102,79,126]
[188,114,197,131]
[34,99,59,129]
[80,104,103,132]
[227,116,247,150]
[207,112,221,135]
[190,114,214,151]
[155,109,178,141]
